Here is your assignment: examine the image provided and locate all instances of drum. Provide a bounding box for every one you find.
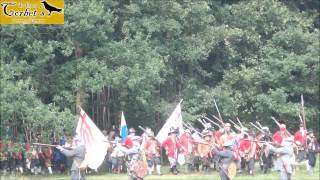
[132,160,148,178]
[227,161,237,179]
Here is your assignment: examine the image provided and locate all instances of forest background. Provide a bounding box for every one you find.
[1,0,319,143]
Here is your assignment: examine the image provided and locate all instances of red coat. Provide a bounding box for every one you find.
[239,139,252,156]
[145,138,161,159]
[162,137,180,158]
[294,130,306,145]
[178,133,194,155]
[123,135,134,148]
[272,130,290,145]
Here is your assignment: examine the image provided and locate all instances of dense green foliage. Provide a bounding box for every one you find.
[1,0,319,141]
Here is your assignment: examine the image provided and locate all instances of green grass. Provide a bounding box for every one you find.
[2,158,319,180]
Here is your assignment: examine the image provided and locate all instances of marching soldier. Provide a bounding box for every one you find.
[219,123,236,147]
[123,128,136,149]
[267,137,295,180]
[162,128,180,175]
[56,134,86,180]
[198,130,212,172]
[294,123,307,162]
[144,131,162,175]
[212,141,235,180]
[178,129,194,173]
[257,127,273,173]
[306,130,319,175]
[239,131,256,175]
[118,136,148,180]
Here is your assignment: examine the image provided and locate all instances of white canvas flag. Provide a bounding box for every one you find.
[76,108,107,169]
[156,101,184,143]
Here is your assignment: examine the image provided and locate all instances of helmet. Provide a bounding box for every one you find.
[129,128,136,133]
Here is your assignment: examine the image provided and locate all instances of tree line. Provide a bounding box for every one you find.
[1,0,319,142]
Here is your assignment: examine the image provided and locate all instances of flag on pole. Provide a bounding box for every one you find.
[76,108,107,170]
[156,101,184,143]
[120,111,128,142]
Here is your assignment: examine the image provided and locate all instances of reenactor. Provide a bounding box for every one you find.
[56,134,86,180]
[239,131,256,175]
[198,130,213,172]
[212,141,236,180]
[256,127,273,173]
[178,129,194,173]
[144,130,161,175]
[110,136,125,174]
[294,123,307,162]
[118,136,148,180]
[162,128,180,175]
[306,130,319,175]
[267,137,295,180]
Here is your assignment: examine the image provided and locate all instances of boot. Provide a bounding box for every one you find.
[173,165,178,175]
[156,165,161,175]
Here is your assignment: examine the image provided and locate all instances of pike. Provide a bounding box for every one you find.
[213,99,223,122]
[201,116,222,129]
[271,116,281,127]
[183,122,197,133]
[236,117,244,128]
[255,121,263,129]
[197,118,207,128]
[250,122,264,133]
[298,114,303,124]
[32,143,58,147]
[228,119,242,131]
[183,122,205,137]
[211,114,225,126]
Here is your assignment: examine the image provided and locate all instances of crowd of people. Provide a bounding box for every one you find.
[0,121,319,180]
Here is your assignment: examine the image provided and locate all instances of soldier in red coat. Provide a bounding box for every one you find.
[294,123,307,162]
[239,132,256,175]
[162,128,180,175]
[272,124,291,146]
[123,128,136,149]
[144,131,161,175]
[178,129,194,173]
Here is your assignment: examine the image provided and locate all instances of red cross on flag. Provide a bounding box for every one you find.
[156,100,184,143]
[76,108,108,170]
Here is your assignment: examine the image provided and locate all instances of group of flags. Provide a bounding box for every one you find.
[76,101,183,169]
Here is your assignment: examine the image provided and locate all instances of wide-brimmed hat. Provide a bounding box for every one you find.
[223,141,233,147]
[168,127,178,135]
[224,123,231,127]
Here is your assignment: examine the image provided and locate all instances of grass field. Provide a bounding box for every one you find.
[2,159,319,180]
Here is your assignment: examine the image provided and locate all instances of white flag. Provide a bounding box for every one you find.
[76,108,107,169]
[156,102,184,143]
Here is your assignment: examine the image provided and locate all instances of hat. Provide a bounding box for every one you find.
[206,123,212,128]
[223,141,233,147]
[148,131,155,137]
[168,127,178,135]
[224,123,231,127]
[129,128,136,133]
[307,130,314,135]
[202,130,211,137]
[145,128,152,135]
[262,127,269,131]
[241,127,248,132]
[280,124,286,131]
